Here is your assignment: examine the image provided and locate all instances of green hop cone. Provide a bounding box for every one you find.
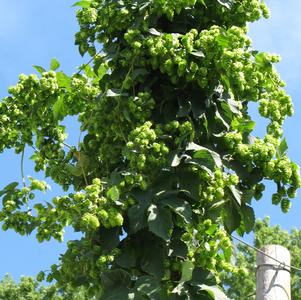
[287,187,297,199]
[37,271,45,282]
[272,193,281,205]
[82,213,100,230]
[281,198,291,213]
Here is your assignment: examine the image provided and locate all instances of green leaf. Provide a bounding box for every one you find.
[277,138,288,157]
[190,51,205,58]
[231,118,255,133]
[4,182,19,191]
[53,95,67,120]
[170,152,182,167]
[83,64,94,78]
[33,65,46,75]
[106,88,125,97]
[148,204,173,241]
[161,198,192,223]
[220,74,231,90]
[214,105,230,130]
[149,28,161,36]
[186,142,222,169]
[65,164,83,176]
[72,0,92,8]
[50,58,60,71]
[216,0,233,9]
[199,285,230,300]
[56,71,71,91]
[180,261,194,282]
[255,52,272,70]
[228,185,242,206]
[97,64,108,79]
[107,186,120,201]
[0,182,19,197]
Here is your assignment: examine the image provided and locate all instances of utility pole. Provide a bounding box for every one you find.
[256,245,291,300]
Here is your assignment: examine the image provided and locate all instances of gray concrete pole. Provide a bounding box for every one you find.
[256,245,291,300]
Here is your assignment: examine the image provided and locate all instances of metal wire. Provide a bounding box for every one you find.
[230,234,301,272]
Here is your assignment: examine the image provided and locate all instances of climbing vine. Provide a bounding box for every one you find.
[0,0,300,299]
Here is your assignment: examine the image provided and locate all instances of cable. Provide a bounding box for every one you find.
[230,234,301,272]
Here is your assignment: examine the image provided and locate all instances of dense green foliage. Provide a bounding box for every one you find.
[0,0,300,299]
[223,217,301,299]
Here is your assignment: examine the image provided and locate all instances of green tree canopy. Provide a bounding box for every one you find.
[0,274,90,300]
[0,0,300,299]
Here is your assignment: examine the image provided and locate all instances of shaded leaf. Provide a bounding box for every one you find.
[98,227,120,251]
[101,287,130,300]
[115,241,136,269]
[177,171,201,201]
[148,204,173,241]
[186,142,222,169]
[135,276,162,299]
[132,68,149,80]
[177,98,191,118]
[223,201,241,233]
[161,198,192,223]
[128,190,152,234]
[101,269,131,289]
[168,239,188,258]
[140,237,165,279]
[191,268,216,286]
[65,164,83,177]
[240,205,255,233]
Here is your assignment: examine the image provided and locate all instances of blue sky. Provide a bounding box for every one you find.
[0,0,301,280]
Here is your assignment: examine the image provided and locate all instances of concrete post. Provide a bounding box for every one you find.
[256,245,291,300]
